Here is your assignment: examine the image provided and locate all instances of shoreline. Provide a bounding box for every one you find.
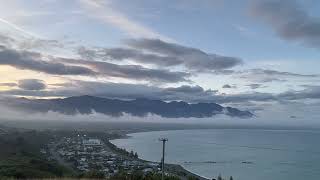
[108,130,210,180]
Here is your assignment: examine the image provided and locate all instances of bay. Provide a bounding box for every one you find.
[111,129,320,180]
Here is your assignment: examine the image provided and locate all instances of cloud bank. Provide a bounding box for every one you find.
[0,45,95,75]
[79,38,243,72]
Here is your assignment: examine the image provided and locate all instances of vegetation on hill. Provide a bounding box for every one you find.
[0,129,234,180]
[0,130,74,179]
[108,170,180,180]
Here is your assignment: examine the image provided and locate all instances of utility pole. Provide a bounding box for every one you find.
[159,138,168,180]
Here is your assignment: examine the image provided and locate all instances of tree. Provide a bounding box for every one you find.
[230,176,233,180]
[217,174,223,180]
[130,150,135,157]
[188,176,199,180]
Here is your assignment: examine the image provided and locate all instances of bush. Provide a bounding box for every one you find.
[80,170,105,179]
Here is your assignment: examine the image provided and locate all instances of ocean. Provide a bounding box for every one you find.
[111,129,320,180]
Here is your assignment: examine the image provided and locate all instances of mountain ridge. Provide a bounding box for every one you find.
[8,95,253,118]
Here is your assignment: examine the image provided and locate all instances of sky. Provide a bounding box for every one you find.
[0,0,320,126]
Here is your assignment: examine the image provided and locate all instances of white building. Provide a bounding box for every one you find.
[82,138,102,146]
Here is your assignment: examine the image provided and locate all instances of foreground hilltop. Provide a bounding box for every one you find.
[7,95,253,118]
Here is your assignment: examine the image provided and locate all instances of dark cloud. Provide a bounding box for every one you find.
[0,44,190,83]
[0,46,96,75]
[251,0,320,48]
[62,58,191,83]
[78,38,243,72]
[127,38,243,71]
[223,84,232,88]
[222,84,237,89]
[246,83,264,89]
[18,79,46,91]
[166,85,207,93]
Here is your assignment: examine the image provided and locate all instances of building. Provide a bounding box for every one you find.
[83,138,102,146]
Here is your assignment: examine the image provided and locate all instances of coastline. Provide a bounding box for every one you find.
[108,130,210,180]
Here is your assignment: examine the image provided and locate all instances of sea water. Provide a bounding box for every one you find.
[111,129,320,180]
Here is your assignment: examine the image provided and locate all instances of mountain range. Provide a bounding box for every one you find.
[6,95,253,118]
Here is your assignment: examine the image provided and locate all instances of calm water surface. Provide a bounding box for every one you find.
[111,129,320,180]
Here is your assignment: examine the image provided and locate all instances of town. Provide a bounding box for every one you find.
[46,133,161,178]
[0,124,225,180]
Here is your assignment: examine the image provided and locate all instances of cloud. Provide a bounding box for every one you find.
[126,38,243,71]
[91,62,191,83]
[222,84,237,89]
[0,89,62,97]
[62,58,191,83]
[222,84,232,88]
[278,86,320,101]
[79,38,243,72]
[256,69,318,77]
[0,41,189,83]
[0,80,217,102]
[0,34,16,47]
[165,85,210,93]
[246,83,264,89]
[235,68,318,82]
[3,80,320,108]
[0,32,65,52]
[18,39,64,51]
[78,47,181,66]
[71,81,215,102]
[78,0,173,41]
[218,85,320,103]
[0,45,96,75]
[18,79,46,90]
[0,35,191,83]
[250,0,320,48]
[0,82,17,87]
[48,82,75,88]
[0,80,276,105]
[0,17,39,38]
